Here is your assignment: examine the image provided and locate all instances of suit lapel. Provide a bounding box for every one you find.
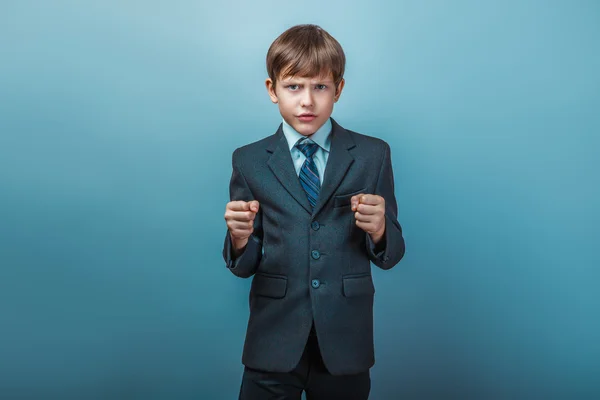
[266,117,356,217]
[312,118,356,217]
[267,126,313,214]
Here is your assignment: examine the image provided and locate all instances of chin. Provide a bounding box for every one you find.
[299,128,315,136]
[299,121,322,133]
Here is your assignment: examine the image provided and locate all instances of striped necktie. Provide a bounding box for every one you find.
[295,138,321,210]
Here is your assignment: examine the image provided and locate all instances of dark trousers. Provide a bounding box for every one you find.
[238,327,371,400]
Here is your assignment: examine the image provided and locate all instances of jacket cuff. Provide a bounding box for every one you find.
[222,230,262,273]
[365,215,391,263]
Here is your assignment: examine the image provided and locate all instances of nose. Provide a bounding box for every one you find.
[300,89,314,107]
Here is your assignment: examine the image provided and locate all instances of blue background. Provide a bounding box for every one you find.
[1,0,598,399]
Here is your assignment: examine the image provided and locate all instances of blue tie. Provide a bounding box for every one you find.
[295,138,321,210]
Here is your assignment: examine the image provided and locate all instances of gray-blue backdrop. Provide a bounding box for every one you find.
[1,1,598,399]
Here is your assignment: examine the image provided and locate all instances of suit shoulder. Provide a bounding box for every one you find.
[231,135,273,166]
[344,128,390,153]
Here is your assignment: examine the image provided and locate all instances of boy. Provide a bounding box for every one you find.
[222,24,405,400]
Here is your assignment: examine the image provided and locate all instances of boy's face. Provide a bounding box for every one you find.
[266,70,345,136]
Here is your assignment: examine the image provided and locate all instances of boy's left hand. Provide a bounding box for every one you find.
[351,194,386,243]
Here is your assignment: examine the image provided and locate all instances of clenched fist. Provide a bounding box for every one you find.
[351,193,386,244]
[224,200,260,254]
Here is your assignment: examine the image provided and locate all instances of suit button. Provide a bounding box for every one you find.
[311,250,320,259]
[311,221,320,230]
[311,279,320,288]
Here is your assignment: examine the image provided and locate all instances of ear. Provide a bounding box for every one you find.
[265,78,278,104]
[334,78,345,102]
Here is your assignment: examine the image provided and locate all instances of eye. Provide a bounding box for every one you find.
[287,84,299,91]
[316,84,327,90]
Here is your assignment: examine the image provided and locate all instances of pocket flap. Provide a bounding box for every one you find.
[342,274,375,297]
[252,273,287,298]
[334,187,366,208]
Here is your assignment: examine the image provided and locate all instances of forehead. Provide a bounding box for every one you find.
[279,71,334,83]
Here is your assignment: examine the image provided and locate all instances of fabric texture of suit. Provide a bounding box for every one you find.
[222,117,406,376]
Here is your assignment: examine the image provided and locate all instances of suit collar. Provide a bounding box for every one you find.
[266,117,356,217]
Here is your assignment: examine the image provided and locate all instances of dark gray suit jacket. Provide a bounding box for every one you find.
[222,117,405,375]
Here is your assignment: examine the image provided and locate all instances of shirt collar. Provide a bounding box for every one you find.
[282,117,332,153]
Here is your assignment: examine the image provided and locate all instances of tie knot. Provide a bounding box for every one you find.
[295,138,319,158]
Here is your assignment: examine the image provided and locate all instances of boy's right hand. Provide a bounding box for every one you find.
[224,200,260,253]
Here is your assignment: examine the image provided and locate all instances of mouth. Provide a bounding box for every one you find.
[297,114,316,121]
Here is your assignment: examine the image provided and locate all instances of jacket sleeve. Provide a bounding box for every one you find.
[222,149,263,278]
[365,142,406,270]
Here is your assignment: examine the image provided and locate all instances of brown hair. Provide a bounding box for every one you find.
[266,24,346,92]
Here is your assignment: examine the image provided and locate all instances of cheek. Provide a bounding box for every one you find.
[319,95,335,107]
[277,97,294,109]
[277,101,291,114]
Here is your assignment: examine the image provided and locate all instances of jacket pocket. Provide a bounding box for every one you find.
[342,273,375,297]
[251,273,287,298]
[334,187,366,208]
